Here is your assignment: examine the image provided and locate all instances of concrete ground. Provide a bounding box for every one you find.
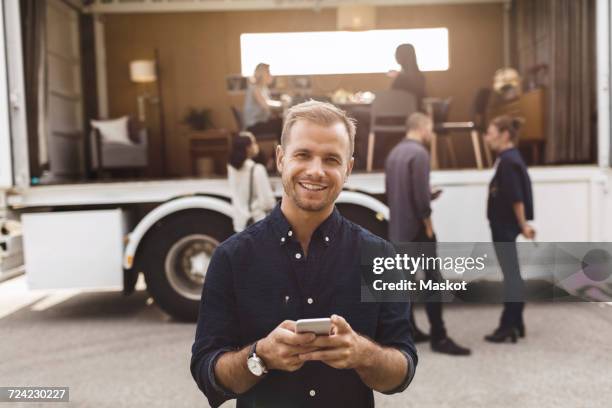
[0,276,611,408]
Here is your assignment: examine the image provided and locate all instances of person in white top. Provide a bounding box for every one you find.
[227,132,277,232]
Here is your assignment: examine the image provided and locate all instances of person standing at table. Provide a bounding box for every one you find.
[389,43,425,110]
[484,116,535,343]
[386,112,471,356]
[243,63,283,141]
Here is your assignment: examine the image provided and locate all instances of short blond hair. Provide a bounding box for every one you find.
[281,100,356,157]
[405,112,432,132]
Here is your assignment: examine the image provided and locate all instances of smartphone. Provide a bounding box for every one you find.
[296,318,332,335]
[431,188,443,200]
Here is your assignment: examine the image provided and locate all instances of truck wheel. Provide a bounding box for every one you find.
[139,210,233,321]
[337,203,388,239]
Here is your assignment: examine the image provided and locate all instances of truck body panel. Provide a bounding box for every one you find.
[21,209,127,289]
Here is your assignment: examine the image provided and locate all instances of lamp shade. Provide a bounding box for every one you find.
[337,5,376,31]
[130,60,156,83]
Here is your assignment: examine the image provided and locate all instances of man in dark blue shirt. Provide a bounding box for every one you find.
[191,101,417,407]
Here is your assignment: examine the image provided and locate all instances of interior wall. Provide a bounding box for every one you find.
[103,3,504,177]
[511,0,596,164]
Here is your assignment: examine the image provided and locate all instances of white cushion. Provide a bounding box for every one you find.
[91,116,133,145]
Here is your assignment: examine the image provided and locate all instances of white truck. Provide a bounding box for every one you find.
[1,0,612,321]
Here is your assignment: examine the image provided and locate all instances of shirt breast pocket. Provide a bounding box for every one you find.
[331,294,379,336]
[236,285,291,339]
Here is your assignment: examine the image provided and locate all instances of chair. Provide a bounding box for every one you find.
[231,106,277,171]
[231,106,245,131]
[430,89,492,169]
[230,106,277,141]
[424,97,453,168]
[89,118,148,174]
[366,90,418,172]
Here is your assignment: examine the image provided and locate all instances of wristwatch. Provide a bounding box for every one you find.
[247,341,268,377]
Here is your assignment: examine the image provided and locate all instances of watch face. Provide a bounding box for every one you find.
[248,357,264,376]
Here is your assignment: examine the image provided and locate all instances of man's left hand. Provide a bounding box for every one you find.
[298,315,373,370]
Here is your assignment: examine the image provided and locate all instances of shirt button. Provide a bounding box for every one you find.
[324,236,330,242]
[285,295,290,302]
[281,237,285,243]
[307,298,314,304]
[309,389,316,397]
[288,230,293,237]
[295,253,302,260]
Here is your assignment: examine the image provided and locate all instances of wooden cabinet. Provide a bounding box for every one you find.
[489,88,547,163]
[187,129,232,176]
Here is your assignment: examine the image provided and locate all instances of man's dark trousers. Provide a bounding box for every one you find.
[408,226,447,341]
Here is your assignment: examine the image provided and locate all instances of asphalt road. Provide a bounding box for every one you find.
[1,276,611,408]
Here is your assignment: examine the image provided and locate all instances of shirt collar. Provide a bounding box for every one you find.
[499,147,517,158]
[269,203,342,247]
[402,138,422,146]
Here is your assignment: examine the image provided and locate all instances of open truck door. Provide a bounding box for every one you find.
[597,0,612,168]
[0,1,26,281]
[0,1,13,189]
[2,0,30,189]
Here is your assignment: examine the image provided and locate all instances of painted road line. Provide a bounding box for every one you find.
[30,290,80,312]
[0,276,47,319]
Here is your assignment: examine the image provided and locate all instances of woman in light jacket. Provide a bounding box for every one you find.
[227,132,276,232]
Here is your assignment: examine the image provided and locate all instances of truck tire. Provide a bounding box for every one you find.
[139,209,233,321]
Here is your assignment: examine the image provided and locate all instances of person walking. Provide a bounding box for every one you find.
[385,112,471,356]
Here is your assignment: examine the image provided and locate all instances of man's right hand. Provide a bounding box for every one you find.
[257,320,318,372]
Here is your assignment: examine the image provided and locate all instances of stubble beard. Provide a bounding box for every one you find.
[282,177,334,213]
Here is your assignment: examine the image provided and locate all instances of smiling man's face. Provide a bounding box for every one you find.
[277,120,354,213]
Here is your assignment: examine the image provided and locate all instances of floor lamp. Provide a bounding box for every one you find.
[129,51,167,176]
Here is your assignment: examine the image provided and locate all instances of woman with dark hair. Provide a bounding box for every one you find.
[483,116,535,343]
[390,43,426,110]
[227,132,276,232]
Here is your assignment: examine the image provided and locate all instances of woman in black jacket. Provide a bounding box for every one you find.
[483,115,536,343]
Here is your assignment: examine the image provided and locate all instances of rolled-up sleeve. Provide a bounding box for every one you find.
[376,300,418,394]
[190,246,240,408]
[410,152,432,220]
[375,242,418,394]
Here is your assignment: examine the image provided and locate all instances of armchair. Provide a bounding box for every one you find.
[89,117,149,173]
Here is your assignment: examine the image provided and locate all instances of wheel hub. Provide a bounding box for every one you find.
[165,234,219,300]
